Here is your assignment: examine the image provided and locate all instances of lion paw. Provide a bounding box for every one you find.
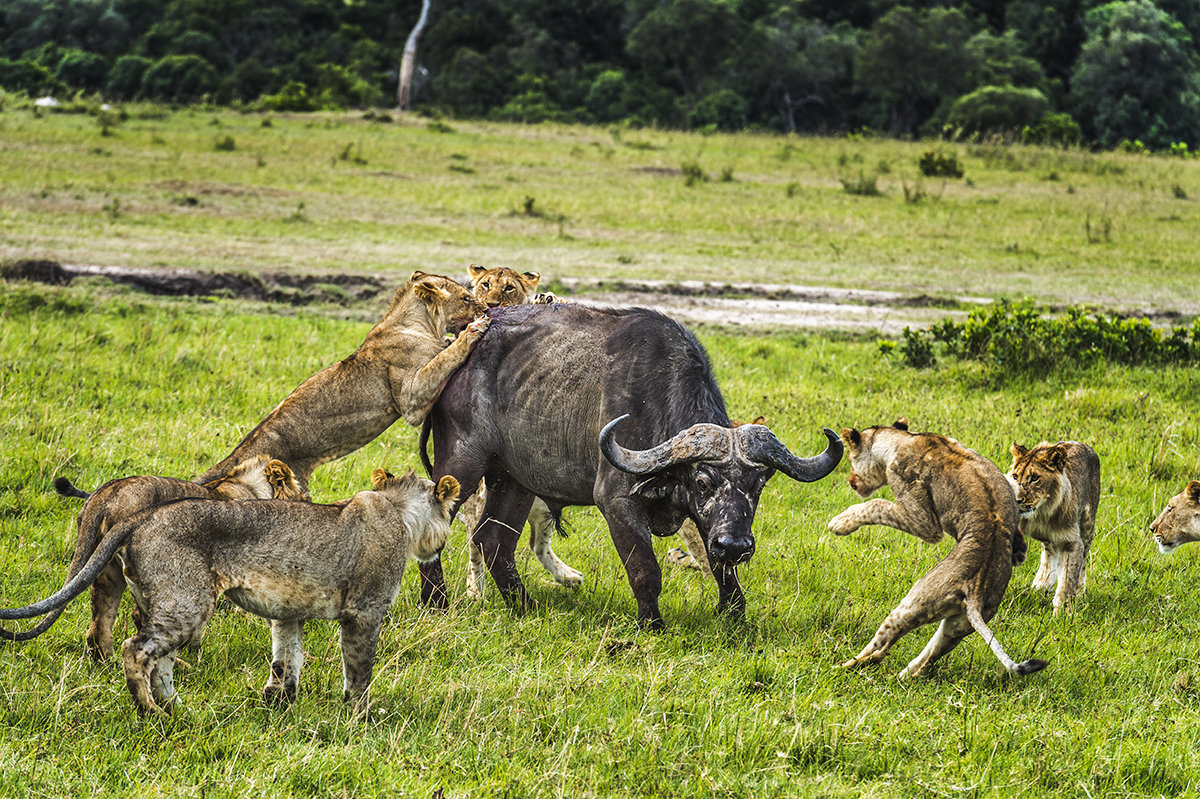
[465,316,490,339]
[827,513,858,536]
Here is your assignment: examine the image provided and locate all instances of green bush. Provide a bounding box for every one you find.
[54,49,109,93]
[687,89,748,132]
[885,300,1200,375]
[140,55,218,104]
[918,149,964,178]
[256,81,320,112]
[1021,112,1083,148]
[945,85,1049,136]
[105,55,151,100]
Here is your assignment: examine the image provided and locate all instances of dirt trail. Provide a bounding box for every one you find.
[2,259,984,333]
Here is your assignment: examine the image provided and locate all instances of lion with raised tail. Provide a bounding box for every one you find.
[828,420,1047,678]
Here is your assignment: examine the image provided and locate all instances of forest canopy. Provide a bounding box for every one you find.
[1,0,1198,149]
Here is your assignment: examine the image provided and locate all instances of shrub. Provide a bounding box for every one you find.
[839,170,881,196]
[884,300,1200,376]
[681,161,707,187]
[1021,112,1083,148]
[105,55,151,100]
[946,85,1049,137]
[918,149,964,178]
[257,81,319,112]
[687,89,748,132]
[54,49,109,93]
[140,55,218,104]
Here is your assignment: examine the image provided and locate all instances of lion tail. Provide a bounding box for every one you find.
[54,476,92,500]
[964,599,1048,676]
[0,519,135,623]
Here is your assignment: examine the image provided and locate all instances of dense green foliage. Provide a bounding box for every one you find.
[886,300,1200,375]
[2,0,1199,148]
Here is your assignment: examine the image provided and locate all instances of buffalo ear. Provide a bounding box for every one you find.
[630,473,678,501]
[435,475,461,505]
[468,264,488,282]
[519,271,541,290]
[840,428,862,448]
[892,418,909,431]
[1187,481,1200,505]
[371,468,392,489]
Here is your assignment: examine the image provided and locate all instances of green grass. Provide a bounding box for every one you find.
[3,281,1200,796]
[2,104,1200,313]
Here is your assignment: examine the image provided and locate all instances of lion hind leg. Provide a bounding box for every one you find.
[529,498,582,589]
[843,592,941,670]
[900,615,972,679]
[339,613,384,712]
[86,561,127,662]
[264,619,305,704]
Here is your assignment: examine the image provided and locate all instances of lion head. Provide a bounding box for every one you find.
[469,264,541,308]
[371,468,461,562]
[840,418,909,498]
[410,270,486,335]
[1151,481,1200,553]
[1008,442,1068,520]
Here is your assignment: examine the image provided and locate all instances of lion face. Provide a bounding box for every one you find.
[411,271,486,334]
[469,264,540,308]
[1151,481,1200,553]
[1008,443,1067,520]
[840,426,895,498]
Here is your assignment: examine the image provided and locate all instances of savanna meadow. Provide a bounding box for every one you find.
[5,104,1200,798]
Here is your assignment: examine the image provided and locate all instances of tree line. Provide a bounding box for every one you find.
[2,0,1199,150]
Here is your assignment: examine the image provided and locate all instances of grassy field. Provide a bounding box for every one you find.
[2,101,1200,312]
[3,106,1200,797]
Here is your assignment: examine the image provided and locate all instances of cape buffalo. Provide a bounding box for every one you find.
[421,302,842,628]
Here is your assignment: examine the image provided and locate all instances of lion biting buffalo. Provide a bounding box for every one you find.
[420,302,842,628]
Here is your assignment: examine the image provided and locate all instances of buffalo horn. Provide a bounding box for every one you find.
[735,425,843,482]
[599,414,733,475]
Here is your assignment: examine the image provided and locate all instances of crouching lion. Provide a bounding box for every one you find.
[1150,481,1200,553]
[1,470,460,715]
[827,419,1047,678]
[1008,440,1101,611]
[1,455,306,657]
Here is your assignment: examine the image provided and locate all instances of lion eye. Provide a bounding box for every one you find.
[481,281,490,289]
[504,285,515,292]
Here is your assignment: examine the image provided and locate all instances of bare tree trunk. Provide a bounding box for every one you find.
[396,0,432,111]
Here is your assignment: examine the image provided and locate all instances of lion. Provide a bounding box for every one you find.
[1,469,460,716]
[457,263,582,599]
[50,271,488,658]
[827,419,1047,678]
[1008,441,1101,611]
[2,456,305,658]
[1150,481,1200,553]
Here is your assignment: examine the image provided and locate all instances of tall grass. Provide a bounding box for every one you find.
[2,282,1200,796]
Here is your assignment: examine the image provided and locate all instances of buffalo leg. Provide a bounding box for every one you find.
[422,448,490,609]
[598,497,664,629]
[473,475,536,609]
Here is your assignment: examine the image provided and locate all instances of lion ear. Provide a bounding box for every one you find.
[435,475,460,505]
[1011,442,1028,459]
[841,428,862,447]
[1187,481,1200,505]
[468,264,488,282]
[751,415,765,426]
[892,418,909,431]
[519,271,541,290]
[371,468,392,489]
[1045,445,1067,471]
[413,281,443,304]
[410,270,430,283]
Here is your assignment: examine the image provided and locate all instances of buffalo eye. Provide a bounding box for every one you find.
[694,469,716,493]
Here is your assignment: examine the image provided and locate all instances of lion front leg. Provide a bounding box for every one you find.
[264,620,305,705]
[1052,539,1087,612]
[396,316,489,426]
[828,499,943,543]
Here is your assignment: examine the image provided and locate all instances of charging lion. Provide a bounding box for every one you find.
[1,470,460,716]
[828,420,1047,678]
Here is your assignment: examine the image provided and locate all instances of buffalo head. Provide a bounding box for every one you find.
[599,416,842,566]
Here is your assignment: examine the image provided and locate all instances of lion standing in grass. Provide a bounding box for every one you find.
[1008,441,1100,611]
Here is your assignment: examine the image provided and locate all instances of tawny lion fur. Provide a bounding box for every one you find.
[1008,441,1101,611]
[48,271,487,660]
[1,456,305,658]
[827,419,1047,678]
[2,470,460,716]
[1151,481,1200,554]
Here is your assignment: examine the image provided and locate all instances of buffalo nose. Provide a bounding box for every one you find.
[711,533,755,564]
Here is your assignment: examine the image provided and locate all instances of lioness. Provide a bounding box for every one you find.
[1008,441,1101,611]
[458,263,582,598]
[54,271,488,658]
[1150,481,1200,553]
[2,456,305,657]
[1,470,460,715]
[828,420,1047,677]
